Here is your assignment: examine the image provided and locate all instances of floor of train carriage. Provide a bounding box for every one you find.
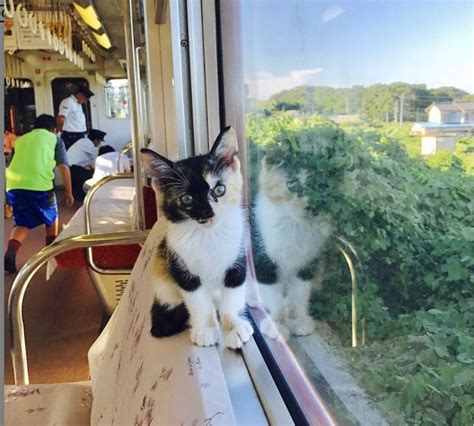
[3,189,104,384]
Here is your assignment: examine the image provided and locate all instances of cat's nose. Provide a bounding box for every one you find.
[197,217,214,225]
[197,208,215,224]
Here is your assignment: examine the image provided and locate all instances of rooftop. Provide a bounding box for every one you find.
[426,101,474,113]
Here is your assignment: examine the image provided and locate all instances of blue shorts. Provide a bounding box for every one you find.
[7,189,58,229]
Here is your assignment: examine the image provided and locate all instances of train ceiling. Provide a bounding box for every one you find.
[3,0,142,67]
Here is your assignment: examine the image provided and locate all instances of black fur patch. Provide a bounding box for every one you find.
[150,301,189,337]
[159,154,227,224]
[224,250,247,288]
[161,239,201,292]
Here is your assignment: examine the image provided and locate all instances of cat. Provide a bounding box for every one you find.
[253,159,332,337]
[140,127,253,349]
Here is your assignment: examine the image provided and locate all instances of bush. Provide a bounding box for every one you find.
[247,113,474,424]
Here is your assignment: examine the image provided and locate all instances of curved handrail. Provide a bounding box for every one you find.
[83,173,135,274]
[116,141,133,172]
[8,230,149,385]
[334,235,362,348]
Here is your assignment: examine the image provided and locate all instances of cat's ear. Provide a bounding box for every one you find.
[140,148,175,187]
[210,126,238,166]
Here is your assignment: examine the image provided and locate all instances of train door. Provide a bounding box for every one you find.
[51,77,92,130]
[4,79,36,136]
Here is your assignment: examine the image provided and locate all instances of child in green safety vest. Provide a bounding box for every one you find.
[4,114,74,273]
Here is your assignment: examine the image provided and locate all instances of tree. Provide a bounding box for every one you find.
[361,84,395,122]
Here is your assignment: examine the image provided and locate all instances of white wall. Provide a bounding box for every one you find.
[422,135,456,155]
[143,0,177,158]
[428,107,441,123]
[422,136,437,155]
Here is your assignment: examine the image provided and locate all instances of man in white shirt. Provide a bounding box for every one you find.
[57,86,94,149]
[67,129,106,201]
[84,145,132,190]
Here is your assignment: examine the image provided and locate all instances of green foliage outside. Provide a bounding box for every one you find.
[427,137,474,174]
[247,112,474,424]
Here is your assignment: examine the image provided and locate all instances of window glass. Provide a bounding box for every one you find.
[105,79,130,119]
[242,1,474,424]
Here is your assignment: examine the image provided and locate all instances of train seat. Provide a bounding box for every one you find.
[7,223,266,425]
[5,382,92,425]
[50,178,138,272]
[50,179,157,270]
[87,222,237,424]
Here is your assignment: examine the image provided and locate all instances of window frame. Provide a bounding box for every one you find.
[215,1,338,424]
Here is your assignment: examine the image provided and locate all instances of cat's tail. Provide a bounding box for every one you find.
[150,301,190,337]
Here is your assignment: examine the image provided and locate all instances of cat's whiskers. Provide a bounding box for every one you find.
[175,167,191,185]
[161,161,191,186]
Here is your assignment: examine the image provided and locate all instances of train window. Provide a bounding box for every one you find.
[105,78,130,119]
[242,1,474,424]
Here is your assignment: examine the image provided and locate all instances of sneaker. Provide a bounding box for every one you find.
[4,254,17,273]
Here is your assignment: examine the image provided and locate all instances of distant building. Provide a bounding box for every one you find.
[411,101,474,155]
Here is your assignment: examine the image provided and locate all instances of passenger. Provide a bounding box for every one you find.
[56,86,95,149]
[4,114,74,273]
[83,145,132,190]
[4,129,16,155]
[67,129,107,201]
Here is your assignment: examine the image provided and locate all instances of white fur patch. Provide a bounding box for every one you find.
[167,205,245,288]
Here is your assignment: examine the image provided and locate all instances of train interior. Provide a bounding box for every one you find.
[3,0,474,425]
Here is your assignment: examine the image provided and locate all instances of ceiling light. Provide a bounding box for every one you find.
[93,32,112,50]
[73,2,101,31]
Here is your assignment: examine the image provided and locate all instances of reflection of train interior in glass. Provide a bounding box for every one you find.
[4,1,474,425]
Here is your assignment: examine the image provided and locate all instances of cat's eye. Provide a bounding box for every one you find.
[180,194,193,205]
[213,184,226,197]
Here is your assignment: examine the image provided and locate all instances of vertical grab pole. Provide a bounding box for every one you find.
[123,0,146,230]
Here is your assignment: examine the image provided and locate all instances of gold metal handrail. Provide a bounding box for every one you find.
[334,235,362,348]
[116,141,132,172]
[8,231,149,385]
[83,173,135,274]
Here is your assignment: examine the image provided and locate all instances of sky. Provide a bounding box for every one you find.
[241,0,474,100]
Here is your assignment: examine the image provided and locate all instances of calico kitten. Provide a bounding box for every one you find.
[140,127,253,349]
[254,159,331,337]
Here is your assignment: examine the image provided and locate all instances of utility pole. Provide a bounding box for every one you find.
[394,99,399,123]
[399,95,405,124]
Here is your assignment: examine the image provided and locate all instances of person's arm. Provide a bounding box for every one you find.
[57,164,74,206]
[56,98,70,132]
[56,115,65,132]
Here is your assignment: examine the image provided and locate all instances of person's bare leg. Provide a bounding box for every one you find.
[9,226,30,243]
[4,226,30,273]
[45,219,59,245]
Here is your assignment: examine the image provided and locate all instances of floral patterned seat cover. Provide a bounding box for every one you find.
[87,224,236,425]
[4,382,92,425]
[5,225,236,425]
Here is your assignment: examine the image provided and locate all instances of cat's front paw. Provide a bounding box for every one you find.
[288,315,316,336]
[223,319,253,349]
[190,326,220,347]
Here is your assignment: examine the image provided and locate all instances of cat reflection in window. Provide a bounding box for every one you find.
[253,159,332,339]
